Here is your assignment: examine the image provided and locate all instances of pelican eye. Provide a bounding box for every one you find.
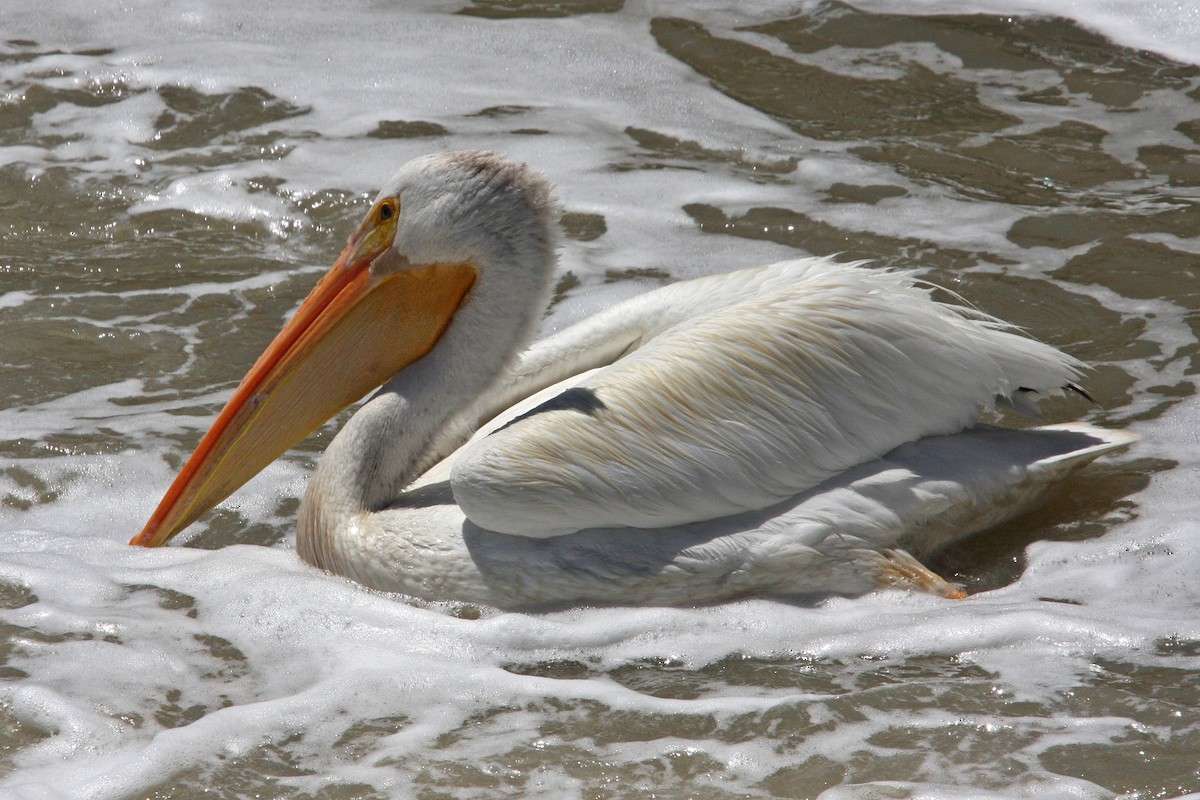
[378,202,396,222]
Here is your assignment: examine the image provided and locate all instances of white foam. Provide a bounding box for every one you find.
[2,3,1198,798]
[849,0,1200,64]
[130,170,301,230]
[0,291,36,310]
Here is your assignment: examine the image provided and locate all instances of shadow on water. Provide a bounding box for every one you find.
[929,457,1165,594]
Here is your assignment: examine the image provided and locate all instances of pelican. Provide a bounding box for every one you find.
[132,151,1135,608]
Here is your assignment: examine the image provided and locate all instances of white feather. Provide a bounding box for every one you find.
[341,423,1135,606]
[450,259,1082,536]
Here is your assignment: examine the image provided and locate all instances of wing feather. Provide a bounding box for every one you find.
[450,258,1083,537]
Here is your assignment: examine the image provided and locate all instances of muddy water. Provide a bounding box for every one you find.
[1,3,1199,798]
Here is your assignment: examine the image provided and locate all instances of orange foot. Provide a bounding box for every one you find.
[872,548,967,599]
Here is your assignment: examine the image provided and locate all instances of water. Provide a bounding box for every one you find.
[1,1,1199,797]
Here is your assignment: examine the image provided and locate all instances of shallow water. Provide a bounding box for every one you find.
[2,2,1199,798]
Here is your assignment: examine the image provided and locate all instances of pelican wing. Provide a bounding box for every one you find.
[450,259,1083,537]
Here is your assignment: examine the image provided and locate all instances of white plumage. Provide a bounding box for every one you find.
[136,151,1135,608]
[451,259,1081,536]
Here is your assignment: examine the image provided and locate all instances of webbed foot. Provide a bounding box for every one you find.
[872,548,966,599]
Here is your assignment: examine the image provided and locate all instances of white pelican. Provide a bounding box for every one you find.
[133,151,1135,607]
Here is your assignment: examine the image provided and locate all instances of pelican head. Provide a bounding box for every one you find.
[133,151,559,547]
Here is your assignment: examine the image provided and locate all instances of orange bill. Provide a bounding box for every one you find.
[132,199,476,547]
